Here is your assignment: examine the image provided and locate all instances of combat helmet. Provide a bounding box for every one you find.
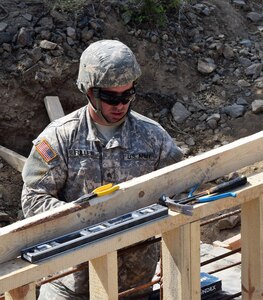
[77,40,141,125]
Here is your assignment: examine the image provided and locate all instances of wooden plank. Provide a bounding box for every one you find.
[241,196,263,299]
[1,130,263,266]
[0,177,261,294]
[0,131,263,296]
[162,228,181,299]
[161,221,200,300]
[189,222,201,299]
[0,145,26,172]
[5,283,36,300]
[44,96,65,121]
[213,233,241,250]
[89,252,118,300]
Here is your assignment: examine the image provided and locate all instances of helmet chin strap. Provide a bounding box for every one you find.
[86,95,128,126]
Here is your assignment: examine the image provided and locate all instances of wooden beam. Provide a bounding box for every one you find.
[0,131,263,297]
[0,145,26,172]
[213,233,241,250]
[1,129,263,266]
[241,196,263,299]
[161,221,200,300]
[89,252,118,300]
[0,172,261,294]
[5,283,36,300]
[44,96,65,121]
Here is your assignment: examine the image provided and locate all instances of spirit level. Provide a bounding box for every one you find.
[21,203,168,263]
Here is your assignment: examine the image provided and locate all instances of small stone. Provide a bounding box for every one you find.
[246,12,263,23]
[197,58,217,74]
[237,79,251,87]
[0,212,10,223]
[16,27,32,47]
[217,215,240,230]
[185,137,195,146]
[39,40,57,50]
[222,104,246,118]
[66,27,76,39]
[207,119,218,129]
[255,77,263,88]
[0,22,8,32]
[245,63,262,78]
[236,97,248,106]
[233,0,246,6]
[171,102,191,124]
[153,52,160,61]
[162,34,169,41]
[22,13,33,21]
[223,44,234,59]
[251,99,263,113]
[151,35,158,43]
[2,43,11,52]
[30,47,42,62]
[81,28,94,42]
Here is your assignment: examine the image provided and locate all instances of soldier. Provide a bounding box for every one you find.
[21,39,183,299]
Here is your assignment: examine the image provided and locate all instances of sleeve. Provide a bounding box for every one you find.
[21,127,68,218]
[156,130,184,170]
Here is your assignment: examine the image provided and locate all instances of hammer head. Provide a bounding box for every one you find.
[159,195,193,216]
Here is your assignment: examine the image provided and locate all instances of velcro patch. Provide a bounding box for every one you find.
[35,139,57,163]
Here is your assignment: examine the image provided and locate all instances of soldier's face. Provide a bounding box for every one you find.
[89,83,134,124]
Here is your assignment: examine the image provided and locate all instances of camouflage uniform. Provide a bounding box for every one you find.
[21,40,183,299]
[22,107,182,299]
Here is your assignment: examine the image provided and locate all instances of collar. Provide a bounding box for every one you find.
[86,108,132,150]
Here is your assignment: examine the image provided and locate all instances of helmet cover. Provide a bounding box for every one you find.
[77,39,141,93]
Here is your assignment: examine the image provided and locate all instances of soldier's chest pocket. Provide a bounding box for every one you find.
[68,149,101,176]
[122,152,158,175]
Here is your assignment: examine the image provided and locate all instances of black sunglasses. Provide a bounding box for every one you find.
[93,86,136,106]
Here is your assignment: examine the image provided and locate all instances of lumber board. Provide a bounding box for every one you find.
[89,252,118,300]
[1,130,263,265]
[44,96,65,121]
[0,175,262,294]
[0,145,26,172]
[213,233,241,250]
[161,221,200,300]
[241,196,263,299]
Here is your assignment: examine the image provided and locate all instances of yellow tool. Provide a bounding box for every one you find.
[73,183,120,204]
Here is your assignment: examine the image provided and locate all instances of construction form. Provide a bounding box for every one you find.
[1,97,263,299]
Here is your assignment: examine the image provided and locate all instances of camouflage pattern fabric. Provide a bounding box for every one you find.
[77,40,142,92]
[22,106,183,299]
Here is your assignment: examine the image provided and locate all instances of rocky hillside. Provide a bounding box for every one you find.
[0,0,263,239]
[0,0,262,157]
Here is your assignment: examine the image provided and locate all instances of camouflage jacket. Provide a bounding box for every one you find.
[22,105,183,297]
[22,105,183,217]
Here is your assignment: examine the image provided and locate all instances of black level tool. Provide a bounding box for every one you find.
[21,204,168,263]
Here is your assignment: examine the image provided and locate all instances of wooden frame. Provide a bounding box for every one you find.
[1,131,263,299]
[1,97,263,299]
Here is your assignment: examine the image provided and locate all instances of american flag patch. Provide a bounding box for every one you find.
[35,139,57,163]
